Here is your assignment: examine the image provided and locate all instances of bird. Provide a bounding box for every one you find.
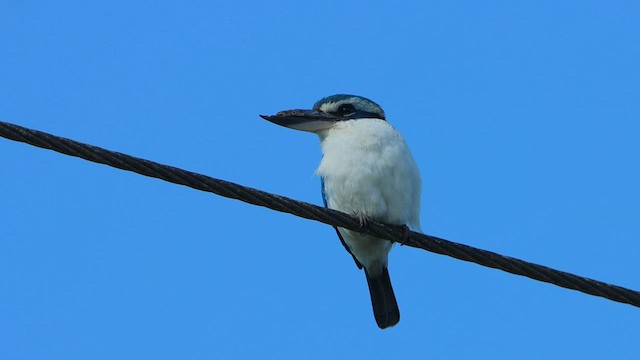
[260,94,422,329]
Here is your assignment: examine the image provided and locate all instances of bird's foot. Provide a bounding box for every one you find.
[398,225,411,246]
[355,212,369,236]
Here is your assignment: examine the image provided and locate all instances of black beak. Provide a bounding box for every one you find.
[260,109,338,132]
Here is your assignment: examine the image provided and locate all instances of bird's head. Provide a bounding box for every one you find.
[260,94,385,133]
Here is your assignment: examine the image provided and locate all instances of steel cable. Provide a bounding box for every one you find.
[2,120,639,307]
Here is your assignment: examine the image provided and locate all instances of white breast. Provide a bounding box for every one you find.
[316,119,422,270]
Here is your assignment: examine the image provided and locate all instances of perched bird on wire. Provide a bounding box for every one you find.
[261,94,422,329]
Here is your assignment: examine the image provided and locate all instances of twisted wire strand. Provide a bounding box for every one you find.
[2,120,638,307]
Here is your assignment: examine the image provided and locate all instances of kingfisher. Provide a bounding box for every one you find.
[260,94,422,329]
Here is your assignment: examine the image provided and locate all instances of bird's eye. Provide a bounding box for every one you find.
[336,104,356,115]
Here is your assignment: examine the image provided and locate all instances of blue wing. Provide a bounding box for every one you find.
[321,176,328,207]
[321,176,363,269]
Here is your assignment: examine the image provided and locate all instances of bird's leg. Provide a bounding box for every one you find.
[355,212,369,236]
[398,224,411,246]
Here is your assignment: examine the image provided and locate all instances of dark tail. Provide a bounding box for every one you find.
[365,267,400,329]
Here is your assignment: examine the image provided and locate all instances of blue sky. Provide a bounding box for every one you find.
[2,1,639,359]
